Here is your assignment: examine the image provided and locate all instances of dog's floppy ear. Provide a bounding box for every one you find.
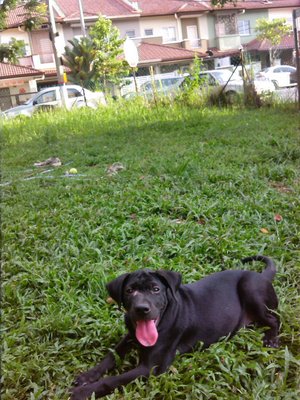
[155,270,182,299]
[106,273,130,307]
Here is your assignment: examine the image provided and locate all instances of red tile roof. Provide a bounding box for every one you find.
[0,62,44,79]
[213,0,300,11]
[4,5,29,28]
[245,34,295,51]
[137,42,205,64]
[136,1,210,17]
[55,0,300,19]
[57,0,139,20]
[5,1,300,26]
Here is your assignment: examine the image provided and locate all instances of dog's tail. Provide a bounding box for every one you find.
[241,255,276,281]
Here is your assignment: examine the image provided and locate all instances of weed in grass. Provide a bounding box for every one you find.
[1,103,300,399]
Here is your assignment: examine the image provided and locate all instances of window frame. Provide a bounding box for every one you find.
[238,20,251,36]
[162,26,176,42]
[144,28,154,36]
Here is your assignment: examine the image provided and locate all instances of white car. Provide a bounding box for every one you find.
[123,76,185,100]
[256,65,297,88]
[192,69,275,96]
[4,85,106,119]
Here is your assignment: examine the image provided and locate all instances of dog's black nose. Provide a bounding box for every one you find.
[135,304,151,315]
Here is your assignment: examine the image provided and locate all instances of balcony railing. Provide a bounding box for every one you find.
[216,35,241,51]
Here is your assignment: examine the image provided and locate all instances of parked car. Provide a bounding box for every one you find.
[256,65,297,88]
[0,111,7,119]
[181,69,275,97]
[123,76,185,100]
[4,85,106,119]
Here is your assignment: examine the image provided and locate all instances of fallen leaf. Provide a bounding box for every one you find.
[260,228,269,234]
[34,157,62,167]
[106,297,116,304]
[106,162,125,176]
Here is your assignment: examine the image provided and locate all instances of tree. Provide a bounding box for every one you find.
[0,0,47,30]
[89,16,130,89]
[64,37,96,88]
[210,0,237,5]
[255,18,292,66]
[64,17,130,91]
[0,38,25,63]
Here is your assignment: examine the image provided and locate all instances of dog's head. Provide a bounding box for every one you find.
[106,269,181,347]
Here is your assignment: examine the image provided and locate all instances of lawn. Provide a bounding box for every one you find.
[1,101,300,399]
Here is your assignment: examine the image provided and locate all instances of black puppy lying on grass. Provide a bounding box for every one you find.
[70,255,279,400]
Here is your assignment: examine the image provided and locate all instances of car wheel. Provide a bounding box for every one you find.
[272,80,279,89]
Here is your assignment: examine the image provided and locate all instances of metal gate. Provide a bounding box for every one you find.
[0,88,12,111]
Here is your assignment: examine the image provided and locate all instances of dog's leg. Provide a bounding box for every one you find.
[259,310,280,348]
[238,276,279,347]
[70,364,151,400]
[74,334,133,387]
[71,346,178,400]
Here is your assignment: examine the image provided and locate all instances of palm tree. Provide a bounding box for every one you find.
[63,37,96,89]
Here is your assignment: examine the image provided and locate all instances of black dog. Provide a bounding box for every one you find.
[70,255,279,400]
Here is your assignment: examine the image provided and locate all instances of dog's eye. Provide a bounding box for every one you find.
[126,288,134,294]
[152,287,160,293]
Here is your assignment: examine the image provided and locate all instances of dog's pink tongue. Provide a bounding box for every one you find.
[136,320,158,347]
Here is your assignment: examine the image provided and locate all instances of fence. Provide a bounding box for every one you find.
[0,91,37,111]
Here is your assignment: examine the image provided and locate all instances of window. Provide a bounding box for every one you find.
[162,27,176,42]
[35,90,57,104]
[144,29,153,36]
[126,30,135,38]
[67,88,82,98]
[238,20,251,35]
[215,14,238,36]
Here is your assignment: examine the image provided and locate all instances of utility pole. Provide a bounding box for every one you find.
[47,0,68,108]
[78,0,87,37]
[293,9,300,110]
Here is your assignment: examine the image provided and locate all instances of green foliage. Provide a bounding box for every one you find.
[63,17,130,91]
[255,18,292,66]
[2,103,300,399]
[0,0,47,30]
[210,0,237,6]
[89,16,130,88]
[175,55,207,106]
[0,38,26,63]
[64,37,96,88]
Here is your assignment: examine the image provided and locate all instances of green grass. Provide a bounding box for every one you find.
[1,101,300,399]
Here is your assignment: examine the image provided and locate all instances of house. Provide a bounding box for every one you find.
[245,34,296,69]
[0,0,299,106]
[0,62,44,109]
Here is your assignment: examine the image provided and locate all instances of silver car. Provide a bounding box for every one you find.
[196,69,275,95]
[4,85,106,119]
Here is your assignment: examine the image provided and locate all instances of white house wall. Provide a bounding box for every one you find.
[268,8,294,25]
[0,28,30,54]
[140,16,178,42]
[114,19,141,38]
[198,14,209,41]
[238,10,268,45]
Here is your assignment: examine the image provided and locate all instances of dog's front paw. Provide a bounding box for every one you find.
[74,368,101,387]
[70,381,112,400]
[263,337,279,348]
[70,384,96,400]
